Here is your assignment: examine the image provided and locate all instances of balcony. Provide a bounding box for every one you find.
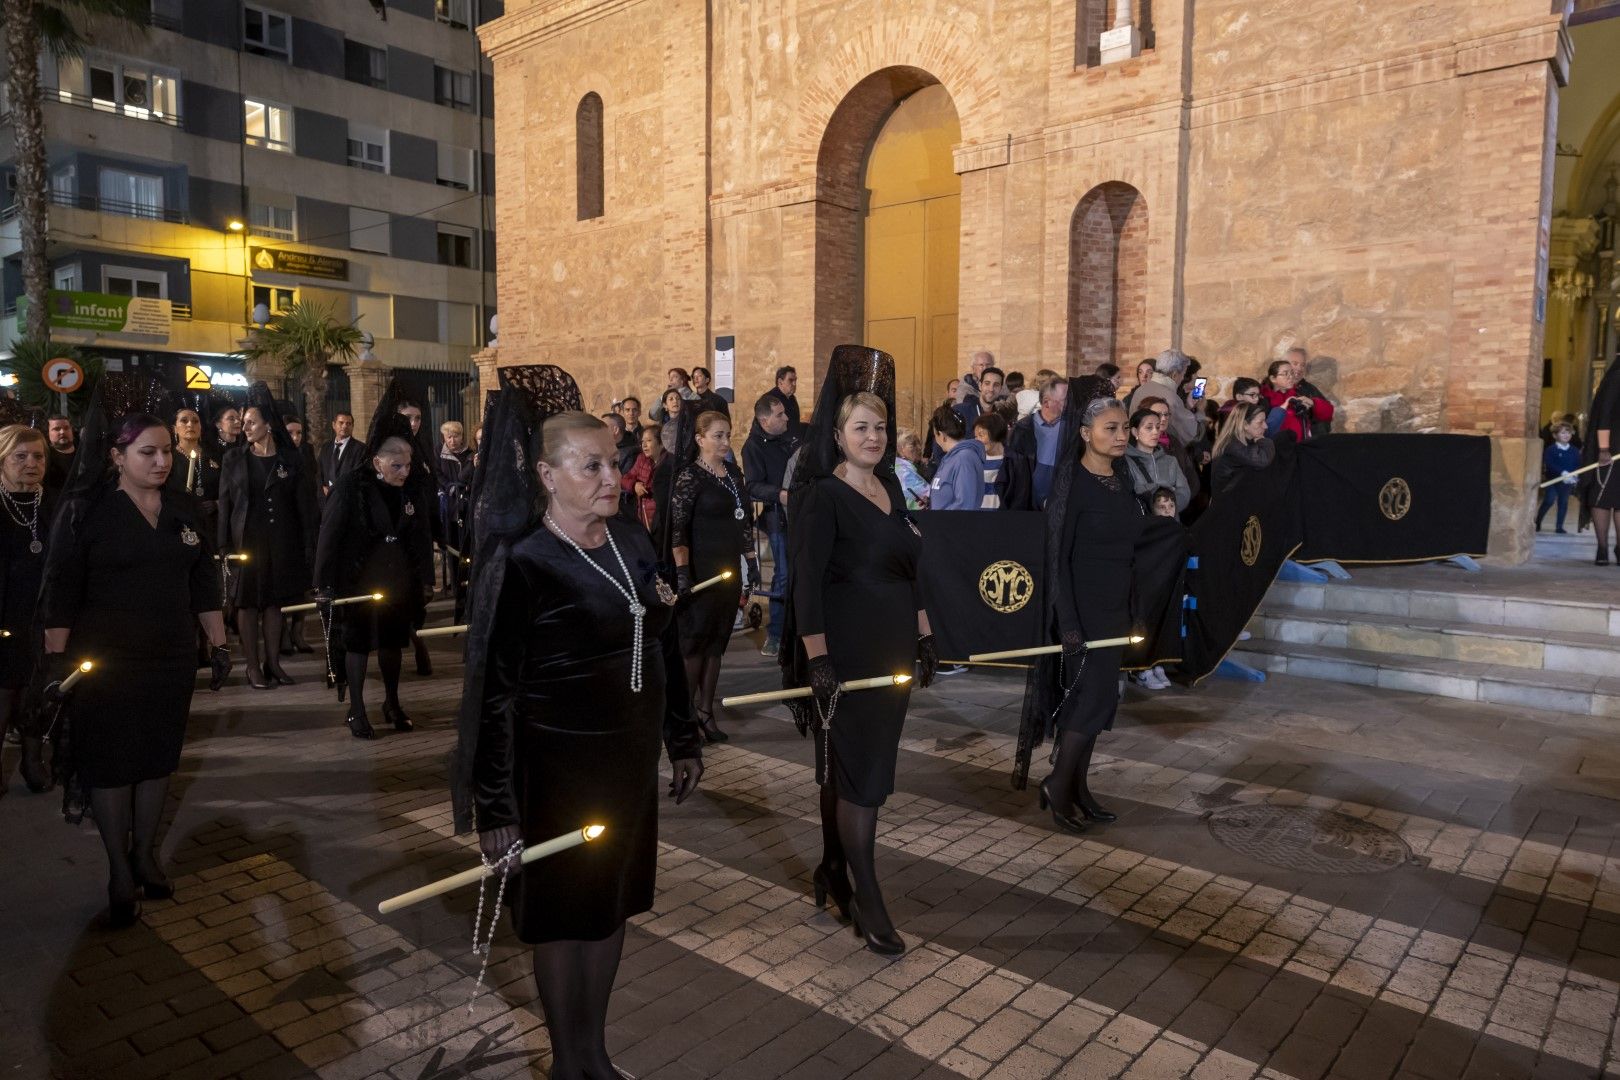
[44,88,182,128]
[0,188,188,225]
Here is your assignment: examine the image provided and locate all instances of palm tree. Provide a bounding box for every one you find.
[2,0,150,342]
[236,302,364,442]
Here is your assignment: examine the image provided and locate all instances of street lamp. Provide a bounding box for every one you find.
[227,219,245,232]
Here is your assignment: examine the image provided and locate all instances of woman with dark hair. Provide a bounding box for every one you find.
[0,424,53,795]
[658,389,684,455]
[620,424,665,530]
[217,387,318,688]
[41,399,229,927]
[927,404,984,511]
[454,373,702,1080]
[313,429,434,739]
[786,346,936,957]
[669,410,759,742]
[1210,402,1277,497]
[1035,395,1141,834]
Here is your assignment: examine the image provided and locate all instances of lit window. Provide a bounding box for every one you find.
[243,5,291,59]
[436,226,473,268]
[347,123,388,173]
[350,207,391,254]
[244,99,292,151]
[98,167,165,219]
[435,0,471,28]
[57,54,178,122]
[436,145,474,191]
[434,66,473,110]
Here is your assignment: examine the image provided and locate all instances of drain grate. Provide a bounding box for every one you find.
[1205,804,1414,875]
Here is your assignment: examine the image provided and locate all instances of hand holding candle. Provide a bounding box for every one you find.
[721,673,911,708]
[282,592,383,615]
[377,824,606,915]
[687,569,734,596]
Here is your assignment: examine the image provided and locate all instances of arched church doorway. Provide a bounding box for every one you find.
[1067,182,1148,374]
[815,69,962,429]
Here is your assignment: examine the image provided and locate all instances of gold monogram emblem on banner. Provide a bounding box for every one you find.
[978,559,1034,614]
[1240,516,1263,567]
[1379,477,1412,521]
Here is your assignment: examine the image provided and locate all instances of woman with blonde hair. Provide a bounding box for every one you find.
[0,424,53,794]
[1209,402,1276,497]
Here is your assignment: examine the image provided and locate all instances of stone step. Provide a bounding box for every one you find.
[1230,637,1620,722]
[1266,579,1620,636]
[1249,605,1620,679]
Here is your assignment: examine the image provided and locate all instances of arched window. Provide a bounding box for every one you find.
[1067,182,1148,372]
[576,92,604,221]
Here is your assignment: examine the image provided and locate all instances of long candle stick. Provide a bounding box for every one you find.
[721,673,911,708]
[60,660,93,692]
[938,659,1032,670]
[687,569,734,595]
[281,592,383,615]
[377,824,606,915]
[415,624,467,639]
[1538,460,1603,489]
[969,635,1143,662]
[185,449,197,493]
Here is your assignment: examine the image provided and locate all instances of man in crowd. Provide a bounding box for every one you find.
[1139,349,1201,444]
[1221,377,1262,420]
[1282,346,1334,436]
[964,350,993,401]
[766,365,801,432]
[743,394,798,655]
[690,366,729,418]
[44,414,76,490]
[613,396,643,471]
[1008,377,1067,509]
[319,411,368,503]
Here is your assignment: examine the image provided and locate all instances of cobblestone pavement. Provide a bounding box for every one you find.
[2,614,1619,1080]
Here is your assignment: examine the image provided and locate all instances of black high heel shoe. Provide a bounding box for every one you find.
[695,710,728,744]
[383,702,414,733]
[347,712,375,740]
[414,641,433,677]
[1598,548,1611,566]
[1076,794,1118,824]
[849,896,904,956]
[106,887,141,929]
[245,667,271,690]
[811,863,853,920]
[130,856,174,901]
[1038,779,1087,835]
[267,666,295,686]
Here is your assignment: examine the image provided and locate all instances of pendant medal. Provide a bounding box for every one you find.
[180,525,200,546]
[404,501,416,516]
[275,464,289,479]
[733,507,745,521]
[29,540,42,554]
[655,578,677,606]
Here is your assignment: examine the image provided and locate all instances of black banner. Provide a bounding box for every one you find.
[1294,434,1490,563]
[914,511,1046,661]
[1182,445,1303,682]
[250,246,350,281]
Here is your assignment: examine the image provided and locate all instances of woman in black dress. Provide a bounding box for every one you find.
[1039,394,1143,832]
[217,387,317,688]
[281,415,320,653]
[41,405,229,927]
[313,429,434,739]
[436,420,474,619]
[670,410,759,742]
[454,380,702,1080]
[786,346,936,957]
[1581,360,1620,565]
[0,424,53,795]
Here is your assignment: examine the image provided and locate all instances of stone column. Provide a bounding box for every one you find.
[1099,0,1141,63]
[346,359,394,436]
[472,347,500,410]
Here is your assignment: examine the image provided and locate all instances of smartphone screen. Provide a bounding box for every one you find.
[1191,377,1207,400]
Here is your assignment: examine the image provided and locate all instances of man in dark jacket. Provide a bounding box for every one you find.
[742,393,797,654]
[765,365,800,434]
[690,366,730,418]
[318,412,368,508]
[1280,347,1333,436]
[1007,378,1067,509]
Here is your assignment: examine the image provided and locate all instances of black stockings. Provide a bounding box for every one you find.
[346,648,402,724]
[1047,730,1101,816]
[684,655,721,718]
[90,776,171,901]
[532,924,626,1080]
[236,607,289,679]
[834,797,893,937]
[817,781,842,873]
[1595,508,1614,552]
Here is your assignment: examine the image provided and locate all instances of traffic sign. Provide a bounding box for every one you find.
[184,364,213,390]
[43,357,85,393]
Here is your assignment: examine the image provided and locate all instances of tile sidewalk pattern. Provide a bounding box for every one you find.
[2,627,1619,1079]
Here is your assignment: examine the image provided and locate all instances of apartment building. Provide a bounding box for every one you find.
[0,0,499,423]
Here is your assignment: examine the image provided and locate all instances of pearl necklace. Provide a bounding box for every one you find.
[0,487,42,554]
[700,458,745,521]
[544,513,644,692]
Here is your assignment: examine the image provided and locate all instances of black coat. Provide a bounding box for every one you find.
[313,470,433,602]
[741,428,797,534]
[318,437,370,502]
[217,445,318,560]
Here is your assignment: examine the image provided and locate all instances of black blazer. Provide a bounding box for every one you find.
[318,437,370,494]
[217,444,319,565]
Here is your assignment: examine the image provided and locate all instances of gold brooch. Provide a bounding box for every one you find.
[180,525,200,546]
[403,501,416,515]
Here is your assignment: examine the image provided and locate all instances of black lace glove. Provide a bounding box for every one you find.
[208,646,233,692]
[41,653,73,704]
[1061,628,1086,658]
[745,556,762,589]
[808,655,840,718]
[916,634,938,689]
[675,565,694,595]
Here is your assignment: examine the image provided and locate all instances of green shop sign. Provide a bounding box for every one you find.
[17,290,173,336]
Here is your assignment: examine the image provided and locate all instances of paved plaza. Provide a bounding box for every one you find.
[2,599,1619,1080]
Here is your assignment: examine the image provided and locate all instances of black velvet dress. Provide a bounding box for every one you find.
[1053,460,1146,736]
[473,520,702,944]
[670,461,753,658]
[791,476,921,807]
[1583,363,1620,511]
[312,471,433,653]
[0,489,51,689]
[218,445,317,608]
[163,443,221,542]
[40,491,220,788]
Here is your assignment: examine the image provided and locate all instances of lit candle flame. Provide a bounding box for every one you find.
[79,661,93,673]
[583,824,606,841]
[893,674,912,685]
[371,592,384,600]
[1130,635,1145,643]
[722,570,733,579]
